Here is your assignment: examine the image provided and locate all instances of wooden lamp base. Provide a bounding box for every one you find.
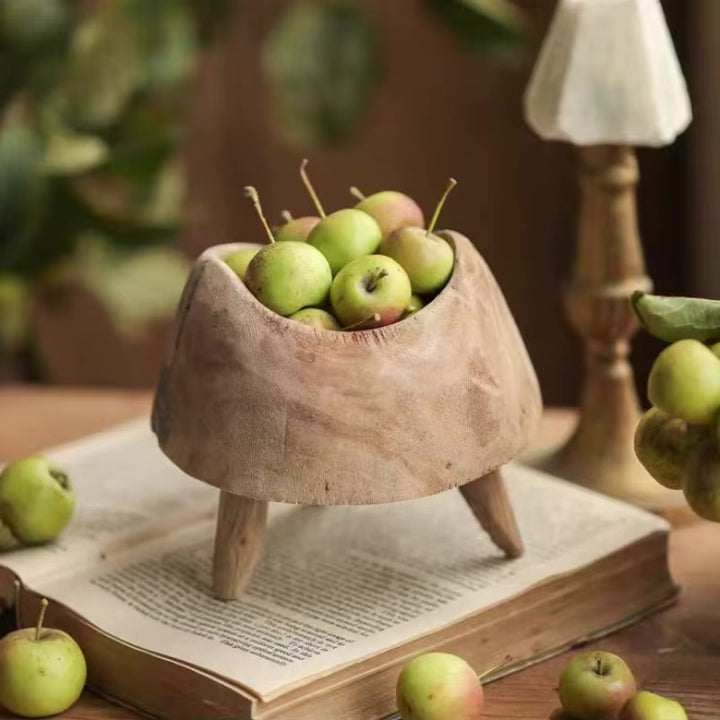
[152,233,542,600]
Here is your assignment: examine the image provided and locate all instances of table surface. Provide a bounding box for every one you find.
[0,385,719,719]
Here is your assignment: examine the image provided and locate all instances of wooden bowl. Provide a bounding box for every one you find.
[152,231,542,506]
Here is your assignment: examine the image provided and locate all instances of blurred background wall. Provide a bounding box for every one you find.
[0,0,704,407]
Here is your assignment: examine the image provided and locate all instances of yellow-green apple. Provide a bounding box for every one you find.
[558,651,636,720]
[684,442,720,521]
[396,652,483,720]
[380,179,456,294]
[274,211,320,243]
[299,160,382,274]
[623,691,687,720]
[0,599,86,717]
[225,245,262,281]
[634,407,707,490]
[648,339,720,425]
[404,294,424,317]
[351,187,425,238]
[330,255,411,329]
[289,308,340,330]
[0,456,75,545]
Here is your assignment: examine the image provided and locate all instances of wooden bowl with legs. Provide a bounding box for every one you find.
[152,231,542,600]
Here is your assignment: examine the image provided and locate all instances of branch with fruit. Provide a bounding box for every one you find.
[633,292,720,521]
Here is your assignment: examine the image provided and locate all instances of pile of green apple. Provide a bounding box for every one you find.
[395,650,687,720]
[631,289,720,520]
[0,457,76,550]
[0,598,86,717]
[225,160,458,330]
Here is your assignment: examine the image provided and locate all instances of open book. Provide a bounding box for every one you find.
[1,420,675,720]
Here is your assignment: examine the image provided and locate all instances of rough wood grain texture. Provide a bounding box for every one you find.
[460,470,524,558]
[533,146,678,509]
[213,492,268,600]
[2,396,719,719]
[152,231,542,506]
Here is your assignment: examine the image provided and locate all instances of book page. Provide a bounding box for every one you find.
[24,428,669,700]
[1,420,216,586]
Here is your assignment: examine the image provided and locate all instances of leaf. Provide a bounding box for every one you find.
[42,125,108,175]
[423,0,525,58]
[0,118,50,271]
[263,0,382,148]
[632,292,720,344]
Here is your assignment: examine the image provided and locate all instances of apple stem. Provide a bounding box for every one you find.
[300,159,326,218]
[366,269,388,293]
[281,210,293,223]
[35,598,49,641]
[349,186,366,201]
[478,654,513,682]
[343,313,381,331]
[427,177,458,235]
[244,186,275,244]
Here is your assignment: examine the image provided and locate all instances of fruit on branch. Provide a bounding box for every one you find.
[647,339,720,425]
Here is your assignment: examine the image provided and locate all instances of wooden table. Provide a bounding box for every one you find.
[0,385,719,719]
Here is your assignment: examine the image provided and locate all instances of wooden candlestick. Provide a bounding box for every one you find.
[535,146,676,508]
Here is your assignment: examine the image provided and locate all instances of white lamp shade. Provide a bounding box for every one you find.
[524,0,692,147]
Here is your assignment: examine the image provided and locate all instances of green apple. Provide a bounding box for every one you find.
[623,691,687,720]
[379,179,457,294]
[648,339,720,425]
[558,651,636,720]
[289,308,340,330]
[396,652,483,720]
[225,245,262,281]
[351,187,425,238]
[404,294,424,318]
[634,407,707,490]
[300,159,382,274]
[684,442,720,521]
[0,599,86,717]
[330,255,411,329]
[245,242,332,317]
[274,211,320,243]
[0,456,75,545]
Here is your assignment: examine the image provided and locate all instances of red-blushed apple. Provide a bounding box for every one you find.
[380,179,457,295]
[330,255,411,329]
[351,187,425,238]
[274,211,320,243]
[622,691,688,720]
[558,651,636,720]
[396,652,483,720]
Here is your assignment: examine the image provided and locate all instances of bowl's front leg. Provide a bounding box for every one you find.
[459,468,524,558]
[212,491,268,600]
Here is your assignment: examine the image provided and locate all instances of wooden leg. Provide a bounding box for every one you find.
[460,468,524,558]
[212,491,268,600]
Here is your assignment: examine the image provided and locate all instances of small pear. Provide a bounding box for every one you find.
[648,339,720,425]
[242,187,332,316]
[351,187,425,238]
[684,442,720,521]
[289,308,340,330]
[225,245,263,281]
[380,179,457,295]
[300,160,383,275]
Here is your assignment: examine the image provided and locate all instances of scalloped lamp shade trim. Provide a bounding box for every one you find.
[524,0,692,147]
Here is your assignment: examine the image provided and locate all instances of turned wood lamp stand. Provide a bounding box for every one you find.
[151,232,542,599]
[523,0,693,509]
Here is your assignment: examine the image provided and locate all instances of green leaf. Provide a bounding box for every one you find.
[263,0,382,148]
[42,123,108,175]
[632,292,720,344]
[0,118,50,271]
[0,0,68,48]
[424,0,525,57]
[73,236,190,334]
